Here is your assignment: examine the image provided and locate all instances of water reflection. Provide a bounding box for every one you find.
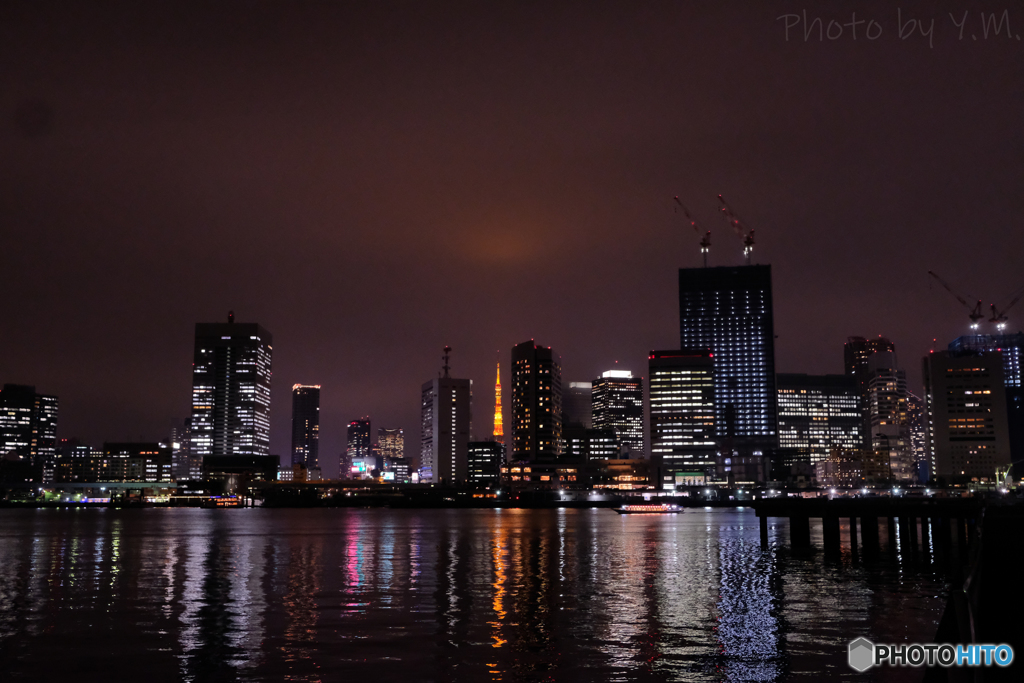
[0,508,947,682]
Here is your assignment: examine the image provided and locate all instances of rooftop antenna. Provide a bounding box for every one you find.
[228,310,234,324]
[442,346,452,378]
[674,196,711,267]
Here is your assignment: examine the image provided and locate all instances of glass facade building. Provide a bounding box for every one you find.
[591,371,644,457]
[290,385,320,470]
[776,374,863,466]
[0,384,58,478]
[511,341,563,463]
[189,314,273,461]
[648,350,716,488]
[948,333,1024,468]
[677,265,777,453]
[420,379,471,483]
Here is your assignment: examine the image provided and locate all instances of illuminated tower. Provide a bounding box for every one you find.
[493,363,504,440]
[190,312,273,461]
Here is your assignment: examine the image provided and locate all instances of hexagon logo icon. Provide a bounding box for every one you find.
[848,637,874,672]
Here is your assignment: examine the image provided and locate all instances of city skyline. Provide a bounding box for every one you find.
[2,3,1021,478]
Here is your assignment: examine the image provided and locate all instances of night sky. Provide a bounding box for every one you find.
[2,2,1021,477]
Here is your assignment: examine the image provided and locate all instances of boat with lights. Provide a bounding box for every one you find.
[612,503,683,514]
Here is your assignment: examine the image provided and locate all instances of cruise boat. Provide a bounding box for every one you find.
[612,503,683,515]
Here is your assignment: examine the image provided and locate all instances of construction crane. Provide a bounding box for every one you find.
[989,283,1024,330]
[717,194,754,264]
[673,196,711,267]
[927,271,985,330]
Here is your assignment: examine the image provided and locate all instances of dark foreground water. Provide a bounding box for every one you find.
[0,508,946,682]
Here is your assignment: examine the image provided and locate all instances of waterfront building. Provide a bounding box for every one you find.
[814,448,890,488]
[102,442,173,483]
[347,418,373,478]
[907,391,927,481]
[923,351,1011,482]
[591,370,644,457]
[468,440,504,485]
[387,457,413,483]
[378,427,404,467]
[563,424,619,463]
[420,349,471,483]
[589,458,653,490]
[678,265,777,481]
[510,340,563,463]
[948,333,1024,469]
[776,374,863,468]
[648,349,716,488]
[0,384,58,479]
[844,335,896,444]
[291,385,320,471]
[563,381,593,428]
[865,352,914,482]
[189,312,273,464]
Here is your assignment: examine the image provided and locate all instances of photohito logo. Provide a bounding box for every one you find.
[848,638,1014,670]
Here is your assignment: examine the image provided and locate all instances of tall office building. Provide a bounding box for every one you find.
[420,349,471,483]
[511,341,563,462]
[865,352,914,482]
[844,335,896,443]
[468,440,504,485]
[591,370,644,457]
[948,333,1024,469]
[378,427,404,466]
[291,385,320,470]
[563,381,593,428]
[648,350,716,488]
[347,418,372,477]
[907,391,927,481]
[0,384,58,478]
[189,312,273,461]
[844,336,896,392]
[776,374,863,467]
[923,351,1011,481]
[678,265,778,477]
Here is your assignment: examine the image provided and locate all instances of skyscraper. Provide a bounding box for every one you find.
[420,348,471,483]
[844,336,896,392]
[648,350,716,488]
[291,385,320,471]
[948,333,1024,469]
[511,340,563,462]
[563,381,593,428]
[776,374,863,467]
[189,312,273,461]
[0,383,58,478]
[378,427,404,466]
[923,351,1011,482]
[591,370,644,457]
[865,352,913,482]
[347,418,372,477]
[844,335,896,443]
[678,265,778,472]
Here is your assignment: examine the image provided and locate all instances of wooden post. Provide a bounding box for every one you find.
[861,516,879,557]
[823,515,840,556]
[956,517,968,558]
[887,516,897,555]
[849,516,859,560]
[760,514,769,549]
[790,515,811,548]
